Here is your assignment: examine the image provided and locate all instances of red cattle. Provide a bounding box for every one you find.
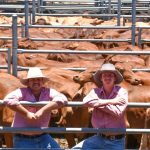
[139,108,150,150]
[0,73,24,148]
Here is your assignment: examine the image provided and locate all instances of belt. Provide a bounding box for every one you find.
[99,134,125,140]
[15,133,47,139]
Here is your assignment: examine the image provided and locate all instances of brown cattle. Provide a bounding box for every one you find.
[110,55,145,67]
[0,73,24,148]
[58,82,97,148]
[120,81,150,148]
[139,108,150,150]
[122,70,150,86]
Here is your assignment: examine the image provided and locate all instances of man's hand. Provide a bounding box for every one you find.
[34,109,44,119]
[111,98,126,105]
[26,112,37,120]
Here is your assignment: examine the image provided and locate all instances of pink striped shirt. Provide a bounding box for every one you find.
[4,87,67,128]
[83,86,128,128]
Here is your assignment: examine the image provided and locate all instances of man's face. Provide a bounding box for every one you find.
[28,78,44,91]
[101,72,116,86]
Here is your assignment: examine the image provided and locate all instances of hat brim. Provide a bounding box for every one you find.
[93,70,123,87]
[20,76,49,86]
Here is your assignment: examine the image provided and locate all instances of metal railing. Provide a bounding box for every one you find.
[0,48,11,73]
[12,49,150,76]
[0,100,150,135]
[23,0,136,44]
[138,26,150,47]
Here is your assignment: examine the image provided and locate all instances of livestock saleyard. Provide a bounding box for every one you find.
[0,0,150,149]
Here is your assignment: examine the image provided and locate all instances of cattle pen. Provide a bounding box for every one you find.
[0,0,150,149]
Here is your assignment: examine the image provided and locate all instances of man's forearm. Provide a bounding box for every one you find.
[40,101,62,114]
[9,104,29,116]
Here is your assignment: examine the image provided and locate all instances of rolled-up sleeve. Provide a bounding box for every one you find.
[3,89,22,106]
[50,89,68,105]
[99,88,128,117]
[83,89,100,107]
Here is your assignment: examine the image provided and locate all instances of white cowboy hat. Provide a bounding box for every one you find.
[20,67,49,85]
[93,63,123,86]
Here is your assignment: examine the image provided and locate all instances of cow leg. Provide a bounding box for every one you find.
[0,134,4,147]
[4,133,13,148]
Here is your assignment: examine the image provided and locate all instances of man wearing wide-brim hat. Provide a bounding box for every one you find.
[72,63,128,150]
[4,67,68,149]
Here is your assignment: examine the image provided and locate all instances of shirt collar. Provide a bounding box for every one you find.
[100,86,119,98]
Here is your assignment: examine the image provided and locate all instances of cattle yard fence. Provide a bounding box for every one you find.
[24,0,136,42]
[0,1,150,149]
[0,99,150,134]
[0,48,11,73]
[138,26,150,47]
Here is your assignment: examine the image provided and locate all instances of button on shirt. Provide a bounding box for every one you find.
[4,87,67,128]
[83,86,128,128]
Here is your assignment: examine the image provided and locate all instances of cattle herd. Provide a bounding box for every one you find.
[0,9,150,149]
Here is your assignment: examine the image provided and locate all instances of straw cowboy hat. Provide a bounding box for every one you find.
[20,67,49,85]
[94,63,123,86]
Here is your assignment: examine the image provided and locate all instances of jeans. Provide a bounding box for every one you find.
[13,133,61,149]
[72,134,125,150]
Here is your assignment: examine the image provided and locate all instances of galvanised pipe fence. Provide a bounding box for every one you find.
[23,0,136,44]
[11,13,150,76]
[138,26,150,47]
[0,48,11,73]
[0,100,150,136]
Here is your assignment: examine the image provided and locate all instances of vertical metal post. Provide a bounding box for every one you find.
[32,0,36,24]
[131,0,136,46]
[21,22,25,38]
[95,0,99,7]
[138,28,142,47]
[25,0,29,38]
[108,0,111,20]
[117,0,121,26]
[7,48,11,74]
[123,16,125,26]
[38,0,41,13]
[41,0,44,13]
[12,15,18,77]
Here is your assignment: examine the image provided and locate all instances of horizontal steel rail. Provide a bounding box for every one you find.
[40,6,108,10]
[0,24,22,28]
[42,0,102,2]
[42,0,149,2]
[141,39,150,43]
[17,66,47,71]
[0,48,9,52]
[0,37,21,40]
[18,49,150,55]
[0,37,12,40]
[132,68,150,72]
[0,126,148,134]
[0,24,11,28]
[0,65,8,69]
[139,26,150,29]
[0,13,30,16]
[40,6,150,11]
[123,15,150,18]
[16,66,150,72]
[35,13,118,17]
[113,8,150,11]
[0,4,32,9]
[15,49,150,72]
[0,100,150,108]
[29,38,131,42]
[28,25,131,29]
